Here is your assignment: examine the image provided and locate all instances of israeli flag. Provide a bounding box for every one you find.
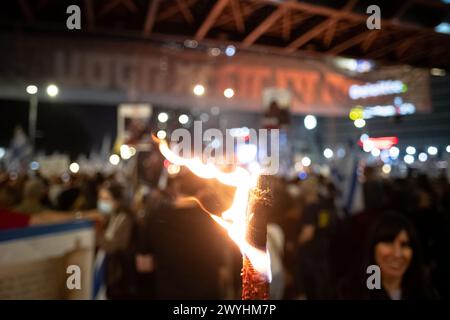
[92,249,107,300]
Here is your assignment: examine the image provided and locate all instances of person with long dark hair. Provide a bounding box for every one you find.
[338,211,437,300]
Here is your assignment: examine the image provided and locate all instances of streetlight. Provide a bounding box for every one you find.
[158,112,169,123]
[406,146,416,155]
[27,85,39,152]
[323,148,334,159]
[178,114,189,124]
[427,146,438,156]
[26,85,38,95]
[26,84,59,152]
[224,88,235,98]
[301,156,311,167]
[354,119,366,128]
[193,84,205,96]
[304,115,317,130]
[46,84,59,97]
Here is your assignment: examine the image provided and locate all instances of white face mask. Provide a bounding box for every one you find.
[97,200,114,215]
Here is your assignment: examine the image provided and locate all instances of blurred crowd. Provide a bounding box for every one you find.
[0,155,449,300]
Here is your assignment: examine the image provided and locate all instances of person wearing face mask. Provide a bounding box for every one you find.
[96,182,137,299]
[337,211,438,300]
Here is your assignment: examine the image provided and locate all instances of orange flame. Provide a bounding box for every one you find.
[157,138,270,277]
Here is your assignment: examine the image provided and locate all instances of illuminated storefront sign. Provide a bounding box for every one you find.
[358,136,399,150]
[349,102,415,120]
[349,80,407,100]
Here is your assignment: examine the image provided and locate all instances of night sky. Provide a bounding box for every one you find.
[0,99,117,160]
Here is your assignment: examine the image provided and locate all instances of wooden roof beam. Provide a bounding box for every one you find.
[195,0,230,41]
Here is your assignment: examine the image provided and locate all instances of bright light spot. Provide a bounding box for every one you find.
[389,146,400,158]
[30,161,40,171]
[404,154,414,164]
[193,84,205,96]
[354,119,366,128]
[299,172,308,180]
[209,48,221,56]
[371,148,381,157]
[248,162,261,174]
[380,150,390,163]
[431,68,446,76]
[301,156,311,167]
[236,144,257,163]
[360,133,369,142]
[336,57,373,73]
[183,39,198,48]
[167,164,181,175]
[156,130,167,140]
[294,162,303,172]
[109,154,120,166]
[120,144,133,159]
[406,146,416,155]
[304,115,317,130]
[200,113,209,122]
[323,148,334,159]
[229,127,250,137]
[61,172,70,183]
[178,114,189,124]
[418,152,428,162]
[0,148,5,159]
[363,140,375,152]
[225,45,236,57]
[26,85,38,95]
[435,22,450,34]
[337,147,346,158]
[427,146,438,156]
[446,145,450,153]
[130,146,137,156]
[46,84,59,97]
[158,112,169,123]
[224,88,235,98]
[394,97,403,105]
[382,164,391,174]
[69,162,79,173]
[349,107,364,120]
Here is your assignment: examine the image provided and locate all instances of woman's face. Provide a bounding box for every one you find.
[98,188,118,214]
[374,230,413,280]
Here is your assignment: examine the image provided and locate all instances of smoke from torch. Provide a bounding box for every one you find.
[153,136,270,299]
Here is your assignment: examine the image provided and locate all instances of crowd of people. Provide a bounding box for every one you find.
[0,151,449,300]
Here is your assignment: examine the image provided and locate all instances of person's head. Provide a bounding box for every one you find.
[364,166,377,181]
[23,178,46,202]
[365,212,425,292]
[97,182,125,215]
[300,176,319,204]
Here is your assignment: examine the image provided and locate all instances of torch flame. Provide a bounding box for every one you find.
[157,138,270,277]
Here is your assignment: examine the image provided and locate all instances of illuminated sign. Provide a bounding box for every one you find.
[349,102,415,120]
[363,103,415,119]
[358,136,399,150]
[349,80,407,100]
